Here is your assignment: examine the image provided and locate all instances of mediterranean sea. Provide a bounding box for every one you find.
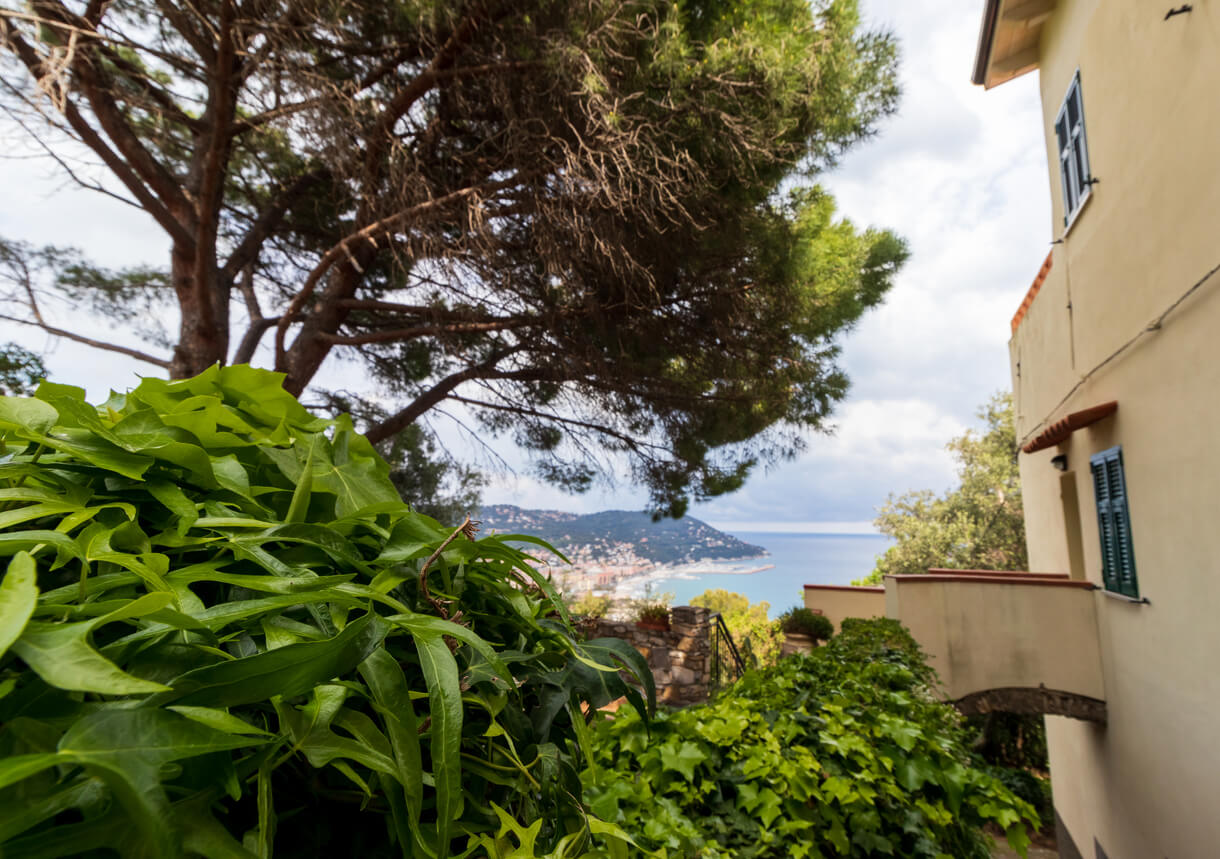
[643,532,893,618]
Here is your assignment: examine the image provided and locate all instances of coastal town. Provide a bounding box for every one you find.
[477,504,772,599]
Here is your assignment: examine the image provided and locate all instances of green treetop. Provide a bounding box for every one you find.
[0,0,906,516]
[862,393,1027,582]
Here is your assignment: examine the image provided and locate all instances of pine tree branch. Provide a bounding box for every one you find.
[29,1,197,236]
[0,313,170,368]
[219,168,327,286]
[0,12,195,248]
[364,347,523,444]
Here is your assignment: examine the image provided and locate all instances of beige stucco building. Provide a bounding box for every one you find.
[975,1,1220,856]
[806,3,1220,855]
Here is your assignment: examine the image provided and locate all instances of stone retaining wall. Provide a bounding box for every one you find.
[583,606,711,706]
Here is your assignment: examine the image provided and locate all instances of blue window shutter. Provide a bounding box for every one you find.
[1091,446,1138,597]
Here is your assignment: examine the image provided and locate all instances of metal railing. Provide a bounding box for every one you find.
[709,611,747,690]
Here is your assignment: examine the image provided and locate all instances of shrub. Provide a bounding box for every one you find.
[568,592,612,620]
[582,618,1038,857]
[634,602,670,625]
[690,589,782,668]
[0,367,650,857]
[778,606,835,641]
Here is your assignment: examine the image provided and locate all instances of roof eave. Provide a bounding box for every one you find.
[972,0,1002,86]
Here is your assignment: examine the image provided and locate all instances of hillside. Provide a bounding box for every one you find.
[477,505,765,564]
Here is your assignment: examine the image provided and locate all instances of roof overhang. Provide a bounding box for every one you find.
[1022,401,1118,454]
[972,0,1056,89]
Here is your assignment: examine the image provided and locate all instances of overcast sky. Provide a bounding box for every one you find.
[0,0,1054,533]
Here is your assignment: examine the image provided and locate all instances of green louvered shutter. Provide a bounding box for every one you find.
[1090,446,1139,598]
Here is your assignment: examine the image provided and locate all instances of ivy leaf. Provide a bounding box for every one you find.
[895,755,937,791]
[659,740,706,782]
[1005,822,1032,856]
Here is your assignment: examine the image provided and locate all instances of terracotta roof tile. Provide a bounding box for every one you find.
[1022,401,1119,454]
[1012,251,1054,334]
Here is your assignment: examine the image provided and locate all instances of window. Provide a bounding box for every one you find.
[1090,446,1138,598]
[1054,71,1092,227]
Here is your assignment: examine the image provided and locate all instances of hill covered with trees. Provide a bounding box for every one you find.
[479,505,764,564]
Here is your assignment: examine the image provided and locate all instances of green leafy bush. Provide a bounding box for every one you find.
[690,590,781,669]
[633,603,670,625]
[778,606,834,641]
[0,367,651,858]
[582,618,1038,857]
[567,592,612,620]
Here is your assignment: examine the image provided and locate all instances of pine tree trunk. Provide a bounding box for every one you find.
[168,242,227,379]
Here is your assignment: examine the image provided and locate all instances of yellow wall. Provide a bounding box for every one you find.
[884,577,1103,702]
[1009,1,1220,855]
[801,586,884,633]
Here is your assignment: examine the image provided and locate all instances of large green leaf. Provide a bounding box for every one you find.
[12,593,176,694]
[415,631,463,851]
[0,551,38,658]
[274,686,397,779]
[37,428,154,479]
[388,611,513,688]
[358,649,428,855]
[311,417,400,517]
[0,394,59,434]
[0,530,83,562]
[157,612,389,707]
[0,777,105,842]
[147,480,199,533]
[580,637,657,716]
[57,708,267,858]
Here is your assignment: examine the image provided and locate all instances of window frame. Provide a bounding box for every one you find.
[1054,70,1093,231]
[1089,445,1139,599]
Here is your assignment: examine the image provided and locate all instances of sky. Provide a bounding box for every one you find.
[0,0,1054,534]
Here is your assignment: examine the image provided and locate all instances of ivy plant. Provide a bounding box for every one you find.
[583,618,1038,858]
[0,366,651,858]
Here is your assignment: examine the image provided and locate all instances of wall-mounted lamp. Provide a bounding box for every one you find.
[1051,454,1068,472]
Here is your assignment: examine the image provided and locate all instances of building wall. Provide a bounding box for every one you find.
[802,585,885,633]
[1012,1,1220,855]
[885,577,1103,703]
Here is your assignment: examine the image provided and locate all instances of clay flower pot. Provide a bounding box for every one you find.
[635,618,670,632]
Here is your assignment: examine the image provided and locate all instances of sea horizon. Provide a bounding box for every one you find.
[626,530,893,617]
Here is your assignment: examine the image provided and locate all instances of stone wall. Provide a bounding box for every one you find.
[584,606,711,706]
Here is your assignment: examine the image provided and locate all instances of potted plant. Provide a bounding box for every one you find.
[778,607,834,656]
[634,601,671,632]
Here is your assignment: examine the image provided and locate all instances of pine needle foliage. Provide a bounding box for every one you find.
[0,0,907,516]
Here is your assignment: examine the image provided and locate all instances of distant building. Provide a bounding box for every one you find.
[805,3,1220,856]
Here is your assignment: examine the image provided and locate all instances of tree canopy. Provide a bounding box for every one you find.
[690,588,781,667]
[0,0,906,515]
[861,393,1027,583]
